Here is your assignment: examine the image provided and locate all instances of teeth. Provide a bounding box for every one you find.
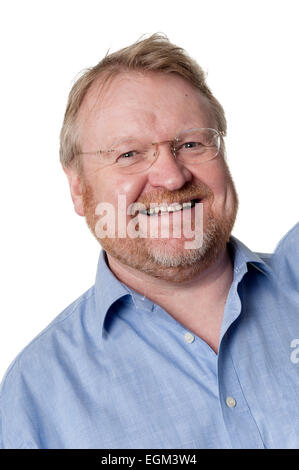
[149,200,196,215]
[137,199,199,216]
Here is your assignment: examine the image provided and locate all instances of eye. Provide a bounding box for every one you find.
[180,141,204,151]
[115,149,143,167]
[184,141,199,149]
[119,150,137,159]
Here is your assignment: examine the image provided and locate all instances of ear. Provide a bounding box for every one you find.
[62,164,85,216]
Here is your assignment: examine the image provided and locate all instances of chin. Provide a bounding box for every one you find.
[96,211,234,283]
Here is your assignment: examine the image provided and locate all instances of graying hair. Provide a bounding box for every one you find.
[59,33,227,169]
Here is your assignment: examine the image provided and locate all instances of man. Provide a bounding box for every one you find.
[0,34,298,449]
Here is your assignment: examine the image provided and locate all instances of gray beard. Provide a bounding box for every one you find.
[100,211,233,283]
[145,218,220,268]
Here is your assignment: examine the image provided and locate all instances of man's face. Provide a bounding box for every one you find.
[67,71,238,282]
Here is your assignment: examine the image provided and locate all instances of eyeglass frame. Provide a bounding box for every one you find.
[75,127,225,174]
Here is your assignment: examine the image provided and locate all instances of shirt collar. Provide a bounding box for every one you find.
[94,250,130,338]
[229,235,272,279]
[94,236,272,339]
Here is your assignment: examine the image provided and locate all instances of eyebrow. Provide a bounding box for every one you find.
[105,135,141,147]
[105,126,209,148]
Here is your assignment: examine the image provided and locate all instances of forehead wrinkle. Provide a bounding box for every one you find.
[77,71,218,150]
[82,97,163,145]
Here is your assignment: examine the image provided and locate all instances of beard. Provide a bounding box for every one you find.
[82,171,238,283]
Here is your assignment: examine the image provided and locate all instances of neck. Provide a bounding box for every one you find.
[106,244,234,354]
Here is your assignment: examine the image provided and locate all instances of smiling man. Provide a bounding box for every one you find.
[1,34,299,449]
[65,66,238,352]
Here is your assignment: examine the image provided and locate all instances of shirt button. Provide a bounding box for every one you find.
[226,396,237,408]
[184,332,195,343]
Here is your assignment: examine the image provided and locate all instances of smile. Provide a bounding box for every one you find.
[139,198,201,216]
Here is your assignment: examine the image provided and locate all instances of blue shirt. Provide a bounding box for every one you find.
[1,228,299,449]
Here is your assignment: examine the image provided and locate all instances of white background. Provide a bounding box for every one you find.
[1,0,298,379]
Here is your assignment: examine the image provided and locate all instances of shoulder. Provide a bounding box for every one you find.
[275,221,299,255]
[273,222,299,287]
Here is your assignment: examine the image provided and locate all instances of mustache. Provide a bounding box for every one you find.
[133,182,213,210]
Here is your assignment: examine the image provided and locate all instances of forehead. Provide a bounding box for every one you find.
[78,71,216,146]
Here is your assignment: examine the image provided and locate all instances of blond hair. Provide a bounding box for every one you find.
[59,33,226,169]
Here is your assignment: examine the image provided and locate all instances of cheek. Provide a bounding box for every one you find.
[88,169,147,207]
[206,160,237,212]
[210,172,229,196]
[192,159,229,196]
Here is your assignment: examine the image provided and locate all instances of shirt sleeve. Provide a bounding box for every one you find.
[0,358,40,449]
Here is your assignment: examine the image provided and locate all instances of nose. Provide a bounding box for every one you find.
[147,143,192,191]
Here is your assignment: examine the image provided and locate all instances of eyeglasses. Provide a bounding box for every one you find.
[77,128,223,175]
